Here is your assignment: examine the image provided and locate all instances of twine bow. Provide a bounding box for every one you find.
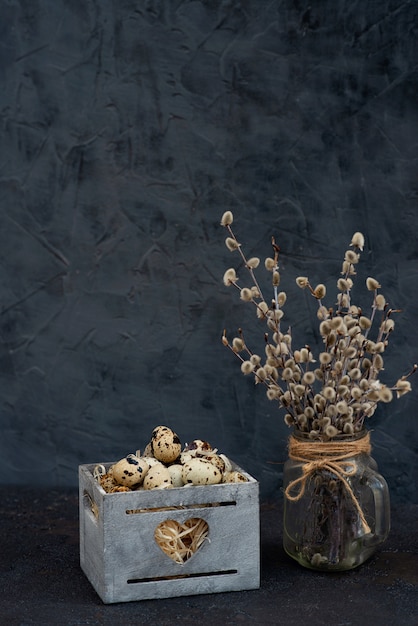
[284,432,372,534]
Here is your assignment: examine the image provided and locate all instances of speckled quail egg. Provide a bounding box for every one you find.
[184,439,213,454]
[182,458,223,486]
[112,454,150,488]
[143,462,173,490]
[219,454,233,473]
[142,442,154,458]
[167,464,184,488]
[222,471,249,483]
[203,453,226,474]
[141,456,162,468]
[180,439,213,464]
[179,450,194,465]
[150,426,182,464]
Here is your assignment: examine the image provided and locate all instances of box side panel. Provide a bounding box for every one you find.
[79,466,108,601]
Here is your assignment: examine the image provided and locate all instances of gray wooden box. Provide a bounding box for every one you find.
[79,461,260,603]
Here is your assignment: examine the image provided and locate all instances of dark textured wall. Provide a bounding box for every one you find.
[1,0,417,502]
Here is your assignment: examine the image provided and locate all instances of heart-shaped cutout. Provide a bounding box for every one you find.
[154,518,209,564]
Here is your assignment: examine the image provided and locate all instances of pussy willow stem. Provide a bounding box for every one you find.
[226,224,266,301]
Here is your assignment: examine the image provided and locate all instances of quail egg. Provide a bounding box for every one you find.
[143,462,173,490]
[167,464,184,488]
[112,454,150,488]
[222,471,249,483]
[219,454,233,473]
[150,425,182,464]
[182,458,223,486]
[203,453,226,474]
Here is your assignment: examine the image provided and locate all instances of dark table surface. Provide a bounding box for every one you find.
[1,487,417,626]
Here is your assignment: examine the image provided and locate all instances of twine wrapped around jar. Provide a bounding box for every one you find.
[284,431,372,534]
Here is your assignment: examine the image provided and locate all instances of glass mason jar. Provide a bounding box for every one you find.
[283,429,390,571]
